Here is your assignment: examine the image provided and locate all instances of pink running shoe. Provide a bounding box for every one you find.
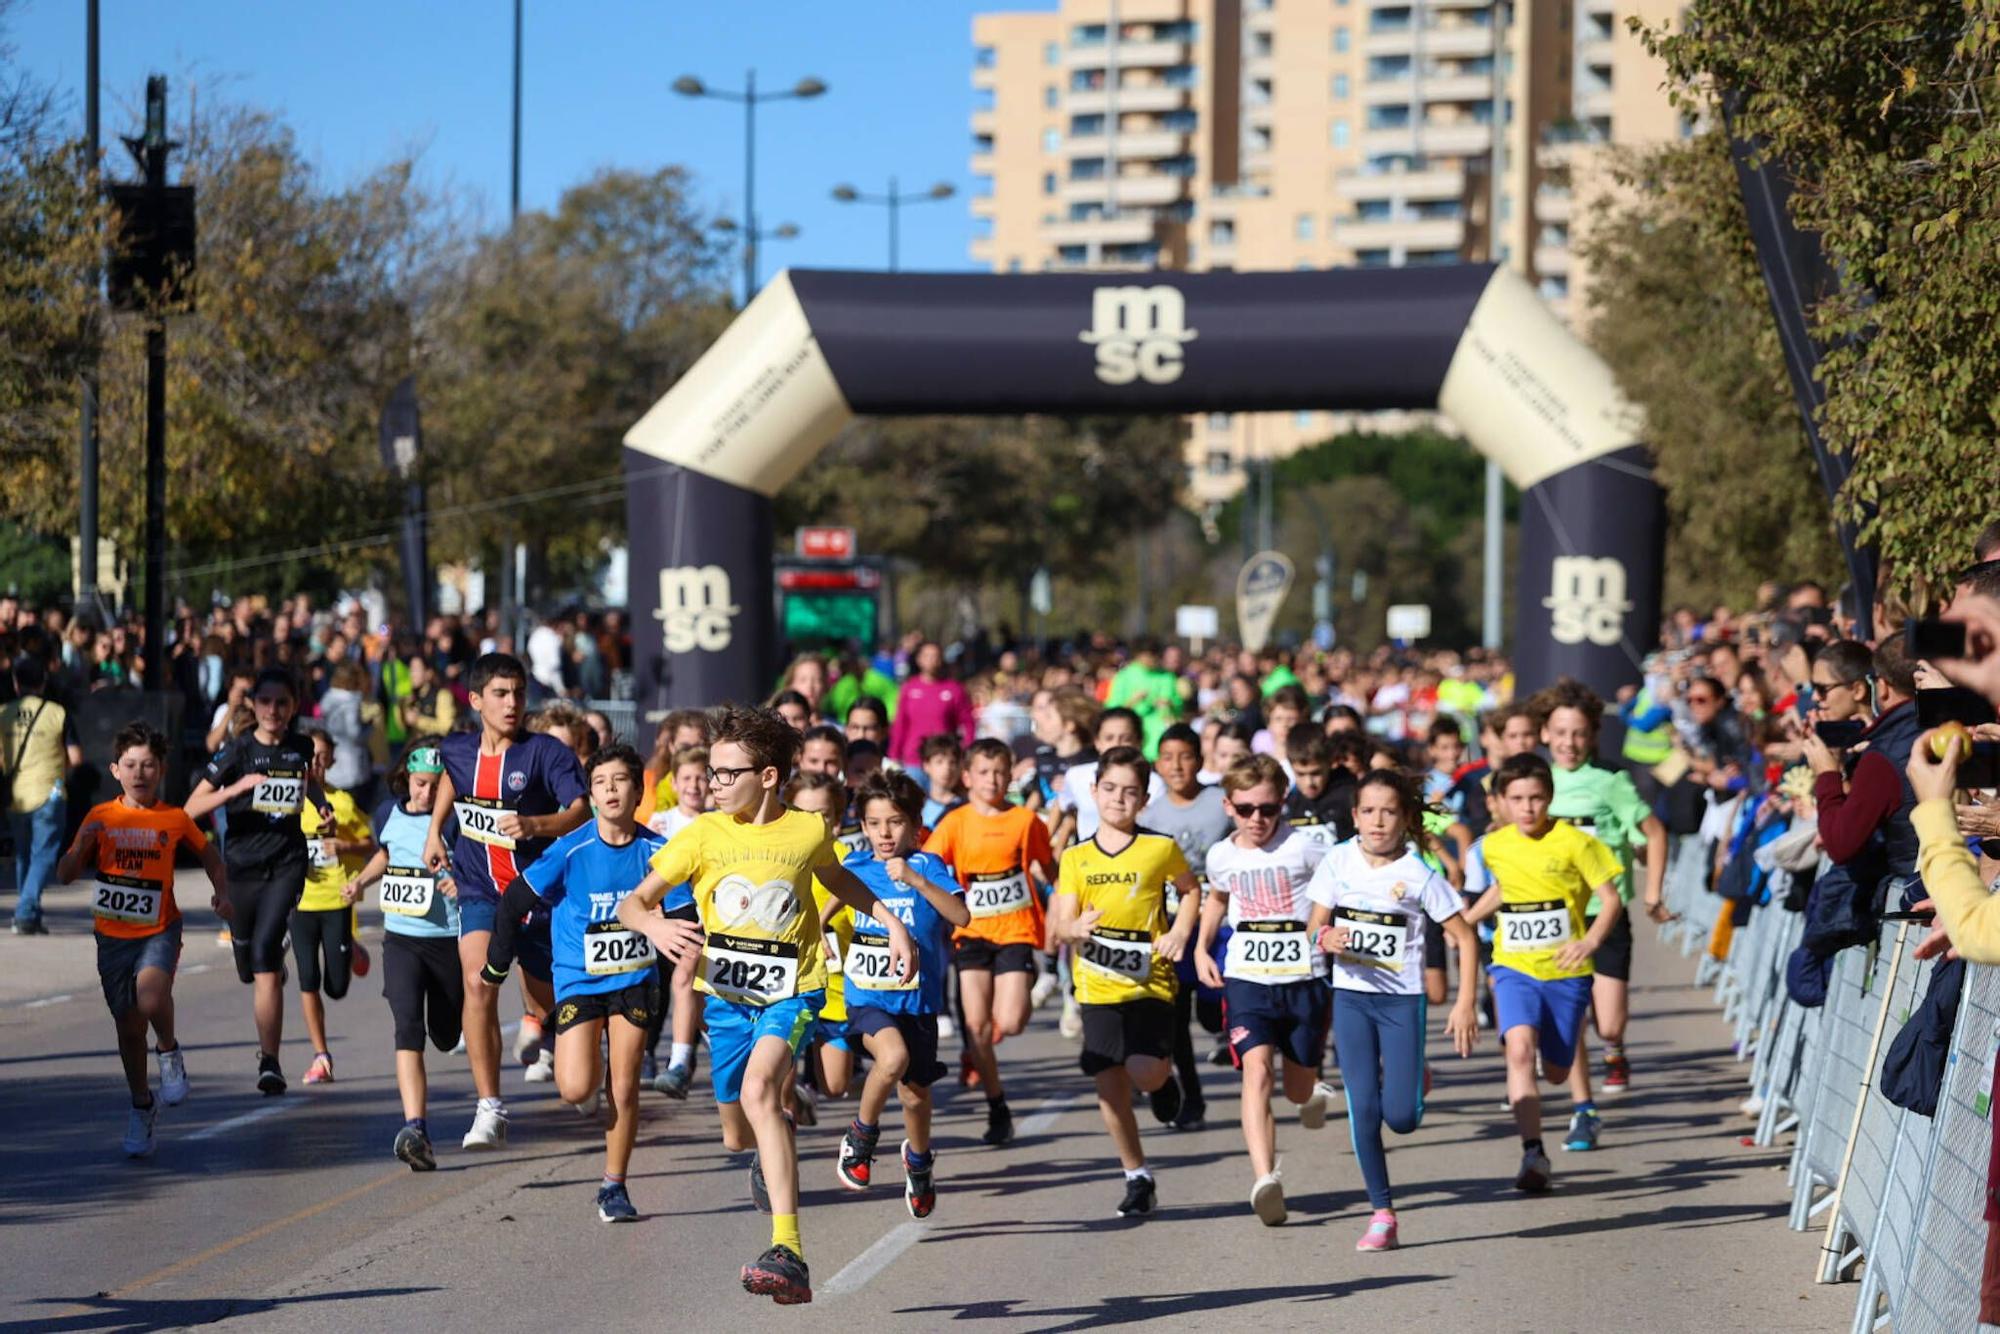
[303,1052,334,1085]
[1356,1209,1399,1252]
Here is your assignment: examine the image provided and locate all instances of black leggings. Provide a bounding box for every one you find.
[290,906,354,998]
[228,866,306,982]
[1172,979,1205,1108]
[384,931,464,1053]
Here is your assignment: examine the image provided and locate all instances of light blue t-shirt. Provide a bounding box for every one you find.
[841,848,963,1016]
[373,800,460,939]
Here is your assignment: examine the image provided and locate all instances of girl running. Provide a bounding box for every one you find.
[294,726,379,1085]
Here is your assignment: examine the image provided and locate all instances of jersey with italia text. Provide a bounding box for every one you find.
[523,823,669,1001]
[438,731,587,905]
[200,730,316,872]
[373,799,459,938]
[1306,840,1461,995]
[1549,762,1654,905]
[1204,825,1331,984]
[840,848,964,1016]
[1057,830,1188,1005]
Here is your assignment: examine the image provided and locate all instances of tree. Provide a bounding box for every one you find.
[1647,1,2000,607]
[1574,134,1844,610]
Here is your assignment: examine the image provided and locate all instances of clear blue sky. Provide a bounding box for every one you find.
[12,0,1046,278]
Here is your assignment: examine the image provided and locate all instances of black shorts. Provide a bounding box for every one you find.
[552,977,662,1035]
[849,1006,947,1089]
[955,937,1039,976]
[226,862,306,981]
[383,931,463,1053]
[1223,977,1330,1069]
[290,905,355,999]
[1079,998,1175,1076]
[1591,911,1634,983]
[1423,916,1446,971]
[666,903,700,923]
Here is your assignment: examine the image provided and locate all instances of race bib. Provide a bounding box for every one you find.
[1333,907,1407,970]
[1290,820,1341,852]
[307,838,337,871]
[845,934,919,992]
[967,870,1032,919]
[703,933,800,1004]
[379,867,436,917]
[822,928,844,974]
[1230,917,1312,979]
[583,919,657,976]
[93,874,162,925]
[1498,899,1576,953]
[252,773,304,816]
[1078,925,1154,982]
[456,798,516,851]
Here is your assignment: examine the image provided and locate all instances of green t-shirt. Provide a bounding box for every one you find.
[1549,762,1653,905]
[1107,662,1182,759]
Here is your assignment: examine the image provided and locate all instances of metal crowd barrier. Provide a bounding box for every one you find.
[1689,833,2000,1333]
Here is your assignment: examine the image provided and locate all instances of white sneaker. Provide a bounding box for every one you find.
[124,1102,158,1158]
[451,1034,467,1055]
[1299,1081,1335,1131]
[1250,1171,1287,1226]
[937,1014,956,1041]
[515,1016,544,1066]
[575,1090,603,1119]
[1030,973,1059,1010]
[1058,999,1083,1040]
[462,1104,508,1150]
[1739,1092,1766,1117]
[157,1047,189,1106]
[524,1051,555,1083]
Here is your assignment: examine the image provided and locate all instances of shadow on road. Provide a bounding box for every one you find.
[4,1285,441,1334]
[893,1273,1441,1329]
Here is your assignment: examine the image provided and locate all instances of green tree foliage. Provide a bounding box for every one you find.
[1575,134,1844,610]
[1648,1,2000,606]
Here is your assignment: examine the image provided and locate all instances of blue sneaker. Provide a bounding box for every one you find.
[596,1181,638,1223]
[1562,1109,1602,1152]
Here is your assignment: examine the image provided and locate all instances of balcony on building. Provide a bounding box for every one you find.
[1338,157,1468,202]
[1332,211,1467,251]
[1044,207,1162,247]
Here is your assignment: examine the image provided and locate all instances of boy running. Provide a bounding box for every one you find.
[58,723,229,1156]
[926,737,1055,1147]
[834,770,971,1217]
[617,706,916,1305]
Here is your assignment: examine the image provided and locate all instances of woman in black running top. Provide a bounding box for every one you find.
[187,668,331,1096]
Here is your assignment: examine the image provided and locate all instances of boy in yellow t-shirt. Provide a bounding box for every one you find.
[1464,752,1622,1196]
[295,728,379,1085]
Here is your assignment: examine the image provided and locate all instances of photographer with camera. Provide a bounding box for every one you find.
[1803,637,1925,901]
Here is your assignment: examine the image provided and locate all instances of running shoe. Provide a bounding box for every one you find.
[303,1053,334,1086]
[793,1081,818,1127]
[1514,1146,1553,1194]
[575,1089,603,1120]
[1173,1100,1207,1133]
[123,1101,158,1158]
[1250,1172,1287,1227]
[958,1048,980,1089]
[462,1104,508,1150]
[524,1050,555,1083]
[450,1034,467,1055]
[1209,1042,1234,1067]
[12,917,47,935]
[740,1244,811,1305]
[1029,972,1058,1010]
[1058,999,1083,1040]
[837,1124,879,1191]
[1603,1051,1631,1094]
[1299,1081,1333,1131]
[514,1015,544,1066]
[656,1061,692,1100]
[1356,1209,1400,1252]
[1116,1174,1157,1218]
[1562,1108,1602,1152]
[351,942,371,978]
[1148,1076,1184,1126]
[982,1101,1015,1147]
[256,1053,287,1097]
[749,1155,771,1213]
[394,1124,436,1171]
[937,1013,956,1041]
[596,1181,638,1223]
[157,1047,189,1107]
[902,1140,935,1219]
[216,926,232,947]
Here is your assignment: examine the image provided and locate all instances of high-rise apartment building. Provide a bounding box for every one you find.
[969,0,1677,503]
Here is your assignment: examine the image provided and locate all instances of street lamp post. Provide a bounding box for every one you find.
[830,178,955,272]
[711,216,801,274]
[673,71,826,305]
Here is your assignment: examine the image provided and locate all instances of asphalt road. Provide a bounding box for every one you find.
[1,877,1844,1333]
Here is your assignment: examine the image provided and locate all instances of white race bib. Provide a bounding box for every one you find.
[252,774,304,816]
[845,934,919,991]
[1229,918,1312,979]
[456,799,516,851]
[93,876,162,925]
[967,870,1032,919]
[1078,927,1154,982]
[379,867,436,917]
[583,920,657,976]
[307,838,337,871]
[1498,899,1576,954]
[1333,907,1407,970]
[822,928,844,974]
[703,933,800,1004]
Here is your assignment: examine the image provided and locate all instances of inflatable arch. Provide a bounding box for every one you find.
[623,263,1662,712]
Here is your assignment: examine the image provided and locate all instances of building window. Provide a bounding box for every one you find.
[1295,213,1315,240]
[1042,127,1061,152]
[1162,64,1198,88]
[1162,108,1198,130]
[1207,412,1231,432]
[1333,26,1351,53]
[1294,410,1314,429]
[1044,85,1059,109]
[1071,23,1106,45]
[1058,244,1087,263]
[1205,449,1233,476]
[1209,219,1236,244]
[1356,248,1392,267]
[1007,258,1023,273]
[1045,41,1061,65]
[1069,158,1106,180]
[975,46,997,69]
[1332,73,1350,100]
[1356,199,1391,221]
[1043,171,1057,195]
[1365,104,1411,130]
[1367,54,1412,80]
[1070,68,1107,91]
[1539,275,1570,300]
[1070,113,1106,135]
[1330,118,1351,147]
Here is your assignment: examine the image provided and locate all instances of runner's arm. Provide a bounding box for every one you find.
[820,861,918,980]
[198,841,232,920]
[1194,888,1227,988]
[345,848,391,894]
[1460,883,1503,925]
[1156,871,1202,960]
[1441,913,1480,1057]
[422,770,457,871]
[1639,813,1670,920]
[184,773,256,822]
[480,876,542,983]
[889,859,971,929]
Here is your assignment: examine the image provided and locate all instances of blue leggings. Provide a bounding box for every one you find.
[1331,989,1426,1210]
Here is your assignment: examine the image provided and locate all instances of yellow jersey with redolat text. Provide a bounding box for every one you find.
[1057,830,1187,1006]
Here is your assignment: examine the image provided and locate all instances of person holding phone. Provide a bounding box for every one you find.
[1804,638,1925,904]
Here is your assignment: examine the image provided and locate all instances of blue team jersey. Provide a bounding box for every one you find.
[840,847,963,1016]
[522,822,669,999]
[373,799,460,938]
[439,731,587,903]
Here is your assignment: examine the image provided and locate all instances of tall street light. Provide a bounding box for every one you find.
[712,216,802,266]
[673,71,827,305]
[831,178,954,272]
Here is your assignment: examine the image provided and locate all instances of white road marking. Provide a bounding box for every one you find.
[189,1100,291,1141]
[822,1221,924,1297]
[23,993,74,1009]
[1017,1093,1076,1136]
[183,963,213,976]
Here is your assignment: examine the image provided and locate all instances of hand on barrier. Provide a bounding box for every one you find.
[1907,899,1960,963]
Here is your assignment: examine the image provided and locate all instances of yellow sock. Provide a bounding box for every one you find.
[772,1213,802,1258]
